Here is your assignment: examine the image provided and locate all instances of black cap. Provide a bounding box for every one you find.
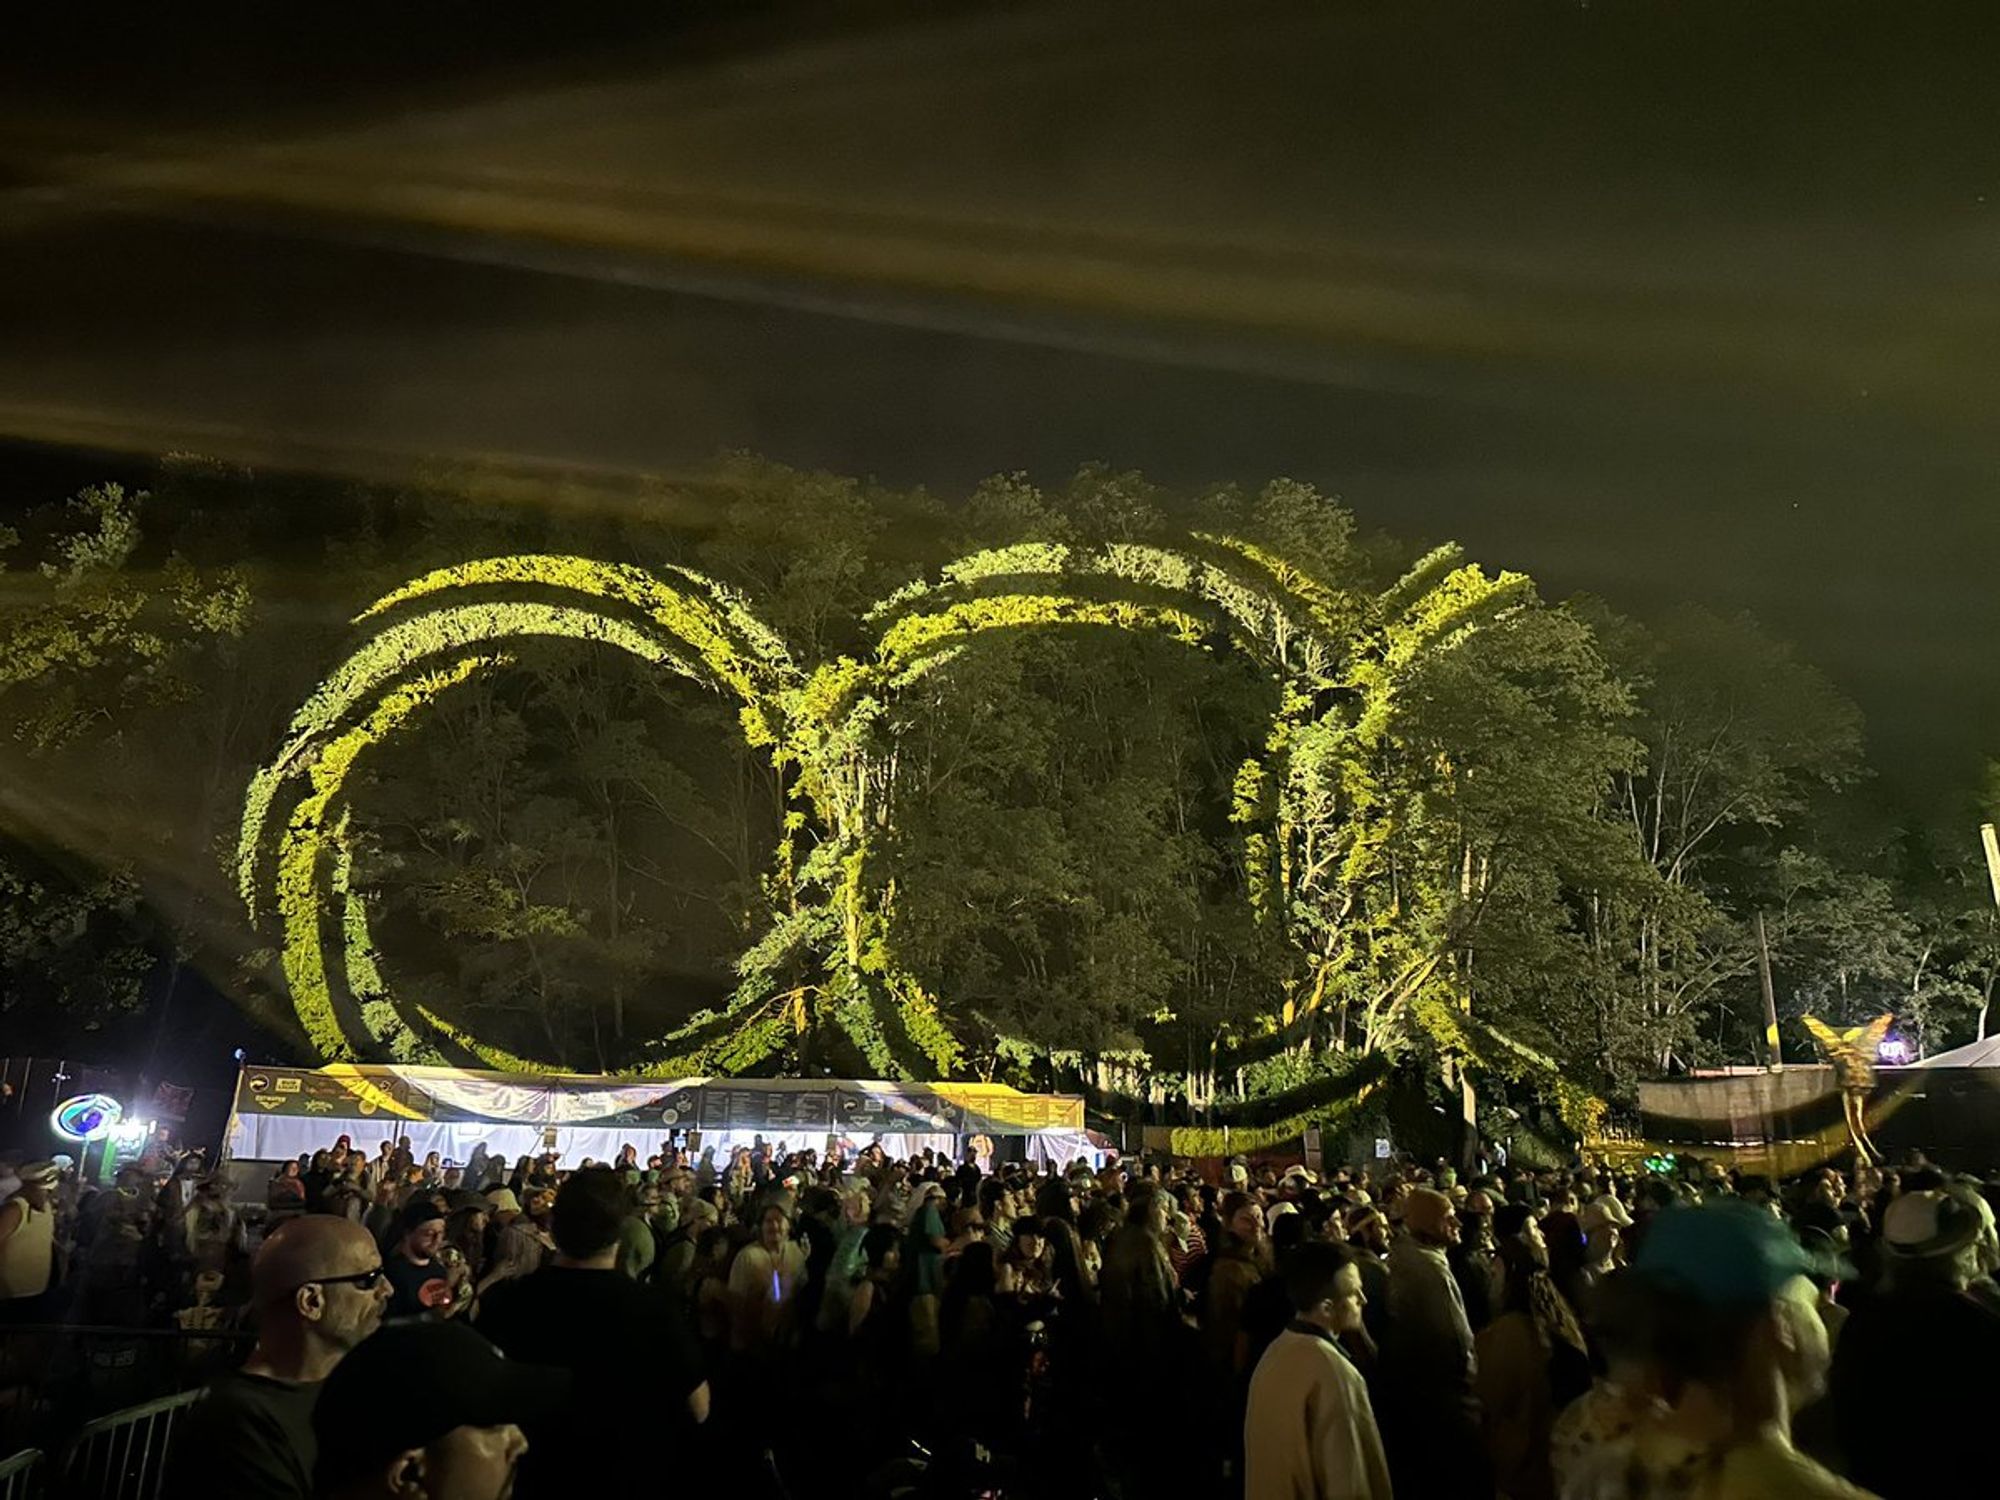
[313,1322,568,1485]
[397,1196,447,1236]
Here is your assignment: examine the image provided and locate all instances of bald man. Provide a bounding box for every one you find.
[1381,1186,1487,1496]
[165,1214,390,1500]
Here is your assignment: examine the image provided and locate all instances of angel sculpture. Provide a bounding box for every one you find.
[1801,1013,1894,1166]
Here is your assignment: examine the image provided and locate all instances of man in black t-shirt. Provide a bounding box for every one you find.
[385,1199,454,1318]
[477,1168,710,1496]
[165,1215,390,1500]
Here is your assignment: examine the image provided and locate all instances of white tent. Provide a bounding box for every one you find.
[223,1063,1091,1167]
[1914,1034,2000,1069]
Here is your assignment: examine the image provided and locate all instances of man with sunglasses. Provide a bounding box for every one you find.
[167,1215,391,1500]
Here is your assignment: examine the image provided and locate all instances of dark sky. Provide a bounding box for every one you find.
[2,0,1996,819]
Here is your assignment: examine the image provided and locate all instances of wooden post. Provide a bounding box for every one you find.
[1757,910,1783,1070]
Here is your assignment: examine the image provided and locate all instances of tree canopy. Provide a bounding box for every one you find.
[1,455,1991,1139]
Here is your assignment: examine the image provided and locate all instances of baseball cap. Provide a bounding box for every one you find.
[16,1161,58,1187]
[1581,1194,1635,1232]
[314,1322,567,1486]
[483,1186,522,1214]
[1633,1200,1848,1306]
[1880,1190,1983,1260]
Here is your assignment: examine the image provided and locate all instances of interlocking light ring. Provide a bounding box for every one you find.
[237,557,803,1072]
[239,538,1529,1078]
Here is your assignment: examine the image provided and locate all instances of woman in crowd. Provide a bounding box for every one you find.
[724,1147,756,1207]
[265,1158,306,1215]
[1477,1211,1590,1500]
[446,1201,490,1281]
[1001,1218,1053,1301]
[1099,1182,1177,1352]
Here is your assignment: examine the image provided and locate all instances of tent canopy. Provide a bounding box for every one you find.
[1914,1034,2000,1069]
[226,1063,1086,1164]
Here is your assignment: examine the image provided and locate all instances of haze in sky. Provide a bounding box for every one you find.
[2,0,1994,816]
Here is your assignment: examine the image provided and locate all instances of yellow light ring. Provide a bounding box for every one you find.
[357,554,799,702]
[839,545,1525,1068]
[276,655,498,1059]
[247,573,785,1068]
[780,568,1312,1074]
[243,600,716,919]
[865,540,1330,675]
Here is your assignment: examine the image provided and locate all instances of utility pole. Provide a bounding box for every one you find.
[1756,910,1783,1070]
[1980,824,2000,1040]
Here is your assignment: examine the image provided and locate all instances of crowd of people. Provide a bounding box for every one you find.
[4,1131,2000,1499]
[0,1134,251,1332]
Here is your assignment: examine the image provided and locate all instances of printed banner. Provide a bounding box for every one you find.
[230,1066,1079,1138]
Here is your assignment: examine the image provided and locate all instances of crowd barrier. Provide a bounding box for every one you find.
[0,1448,41,1500]
[57,1391,199,1500]
[0,1325,248,1487]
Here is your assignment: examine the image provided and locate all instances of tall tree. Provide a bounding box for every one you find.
[1571,603,1867,1072]
[0,481,249,1046]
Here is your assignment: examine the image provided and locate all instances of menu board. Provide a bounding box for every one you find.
[696,1084,834,1133]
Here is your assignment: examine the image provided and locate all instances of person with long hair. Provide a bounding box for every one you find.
[1044,1209,1094,1309]
[267,1158,307,1216]
[1100,1182,1177,1351]
[1477,1207,1591,1500]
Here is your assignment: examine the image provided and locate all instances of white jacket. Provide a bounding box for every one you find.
[1245,1325,1393,1500]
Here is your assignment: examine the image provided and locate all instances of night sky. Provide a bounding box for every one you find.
[3,1,1996,819]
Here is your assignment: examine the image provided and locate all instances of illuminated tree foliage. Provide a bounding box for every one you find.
[18,455,1979,1143]
[0,481,250,1044]
[235,469,1616,1136]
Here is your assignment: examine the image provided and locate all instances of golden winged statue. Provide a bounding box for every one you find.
[1801,1013,1895,1164]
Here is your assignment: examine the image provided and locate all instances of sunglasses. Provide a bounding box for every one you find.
[304,1266,387,1293]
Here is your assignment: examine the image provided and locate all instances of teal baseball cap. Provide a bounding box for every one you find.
[1633,1200,1850,1305]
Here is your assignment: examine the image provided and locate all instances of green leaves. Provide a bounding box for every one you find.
[14,455,1958,1126]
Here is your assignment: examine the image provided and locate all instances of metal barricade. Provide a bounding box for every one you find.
[0,1449,41,1500]
[0,1324,250,1461]
[57,1392,198,1500]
